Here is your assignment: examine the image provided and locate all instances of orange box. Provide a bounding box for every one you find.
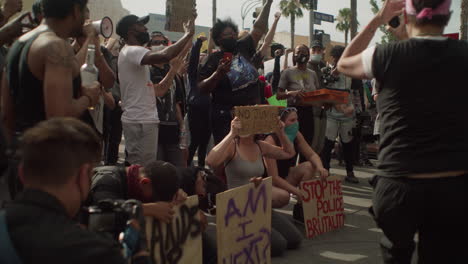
[302,89,349,106]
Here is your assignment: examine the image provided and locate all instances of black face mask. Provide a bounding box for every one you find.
[219,38,237,53]
[294,54,310,65]
[136,31,150,45]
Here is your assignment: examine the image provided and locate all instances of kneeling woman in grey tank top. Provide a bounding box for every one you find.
[206,117,304,257]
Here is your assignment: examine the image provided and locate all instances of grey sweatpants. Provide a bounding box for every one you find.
[122,122,159,166]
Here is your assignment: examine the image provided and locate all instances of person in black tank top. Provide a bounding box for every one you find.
[263,108,328,210]
[1,0,101,199]
[337,0,468,262]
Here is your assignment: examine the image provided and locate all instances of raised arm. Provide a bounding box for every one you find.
[94,46,116,91]
[153,56,183,97]
[74,21,97,66]
[250,0,273,47]
[259,12,281,58]
[258,119,295,160]
[271,51,282,94]
[141,18,196,65]
[207,29,215,56]
[206,118,238,169]
[282,48,293,70]
[188,37,204,87]
[337,0,404,79]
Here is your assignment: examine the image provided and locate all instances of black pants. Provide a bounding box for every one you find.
[371,175,468,264]
[296,106,314,163]
[104,105,123,165]
[188,105,211,167]
[6,135,21,200]
[211,105,232,145]
[321,139,354,173]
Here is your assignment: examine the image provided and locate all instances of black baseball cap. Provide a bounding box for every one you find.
[116,15,150,38]
[311,40,323,49]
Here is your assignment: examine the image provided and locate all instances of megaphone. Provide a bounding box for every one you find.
[93,16,113,38]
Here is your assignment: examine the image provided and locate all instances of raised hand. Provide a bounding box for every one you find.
[274,12,281,21]
[275,117,286,133]
[83,20,98,39]
[184,14,196,36]
[249,177,263,188]
[230,117,242,137]
[216,58,232,75]
[1,12,34,38]
[378,0,405,24]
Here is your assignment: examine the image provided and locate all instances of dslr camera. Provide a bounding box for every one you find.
[321,66,340,86]
[81,199,142,241]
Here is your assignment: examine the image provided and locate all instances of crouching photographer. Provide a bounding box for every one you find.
[0,118,149,264]
[89,162,222,264]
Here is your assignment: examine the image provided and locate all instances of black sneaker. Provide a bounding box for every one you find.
[293,203,304,224]
[345,171,360,184]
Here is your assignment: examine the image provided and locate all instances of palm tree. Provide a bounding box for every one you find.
[462,0,468,41]
[212,0,217,26]
[279,0,304,49]
[336,8,352,46]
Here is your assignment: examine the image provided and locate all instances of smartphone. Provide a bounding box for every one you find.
[223,52,233,62]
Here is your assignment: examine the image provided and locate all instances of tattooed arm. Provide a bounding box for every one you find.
[43,38,100,118]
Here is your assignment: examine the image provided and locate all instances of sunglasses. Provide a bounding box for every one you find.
[280,107,298,118]
[152,40,168,46]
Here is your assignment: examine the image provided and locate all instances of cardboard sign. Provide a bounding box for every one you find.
[145,195,202,264]
[234,106,279,136]
[216,177,273,264]
[165,0,196,32]
[300,175,345,239]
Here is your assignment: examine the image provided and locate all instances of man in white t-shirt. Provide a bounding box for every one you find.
[116,14,195,166]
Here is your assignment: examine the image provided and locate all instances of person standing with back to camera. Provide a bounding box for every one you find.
[338,0,468,263]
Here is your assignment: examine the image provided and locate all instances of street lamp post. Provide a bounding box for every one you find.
[241,0,262,29]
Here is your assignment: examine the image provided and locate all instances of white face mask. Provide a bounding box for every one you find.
[151,45,165,52]
[310,54,323,63]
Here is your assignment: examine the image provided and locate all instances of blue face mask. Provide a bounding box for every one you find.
[284,122,299,143]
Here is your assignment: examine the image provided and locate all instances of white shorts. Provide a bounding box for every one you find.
[325,119,354,143]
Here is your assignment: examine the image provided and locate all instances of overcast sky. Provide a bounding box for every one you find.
[121,0,462,44]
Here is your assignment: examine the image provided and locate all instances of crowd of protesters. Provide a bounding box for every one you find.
[0,0,467,263]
